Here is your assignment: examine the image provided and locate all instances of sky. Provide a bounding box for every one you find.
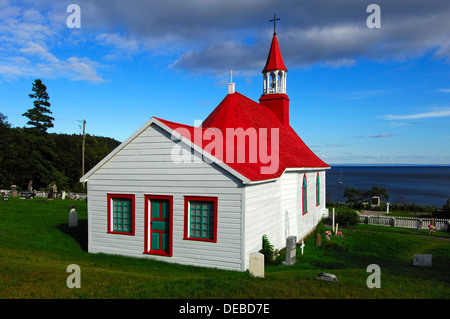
[0,0,449,165]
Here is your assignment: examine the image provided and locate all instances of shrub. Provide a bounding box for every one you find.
[260,235,275,265]
[335,209,359,226]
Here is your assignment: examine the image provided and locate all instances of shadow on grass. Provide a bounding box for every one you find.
[55,219,88,252]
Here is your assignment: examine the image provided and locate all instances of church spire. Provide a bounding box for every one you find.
[259,17,290,125]
[262,16,288,95]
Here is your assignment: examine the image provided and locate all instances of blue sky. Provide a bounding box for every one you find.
[1,0,449,165]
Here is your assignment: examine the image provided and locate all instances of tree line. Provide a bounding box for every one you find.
[329,185,449,218]
[0,79,120,192]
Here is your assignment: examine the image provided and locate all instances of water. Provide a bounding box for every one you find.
[326,165,450,207]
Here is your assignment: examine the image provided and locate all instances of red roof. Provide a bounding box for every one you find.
[156,92,329,182]
[262,34,288,73]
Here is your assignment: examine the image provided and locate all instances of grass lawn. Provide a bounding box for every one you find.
[0,197,449,299]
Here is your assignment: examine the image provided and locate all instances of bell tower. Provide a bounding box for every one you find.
[259,15,290,125]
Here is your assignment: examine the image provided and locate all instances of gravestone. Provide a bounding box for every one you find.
[21,190,32,199]
[315,234,321,246]
[61,191,66,200]
[68,205,78,227]
[249,252,264,278]
[2,194,8,201]
[317,272,339,282]
[413,254,432,266]
[371,196,380,207]
[11,185,17,198]
[282,236,297,265]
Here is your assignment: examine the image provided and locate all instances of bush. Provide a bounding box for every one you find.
[335,209,359,226]
[433,199,450,219]
[260,235,275,265]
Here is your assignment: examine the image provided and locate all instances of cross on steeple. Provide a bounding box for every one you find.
[228,69,235,83]
[269,14,280,35]
[227,69,236,94]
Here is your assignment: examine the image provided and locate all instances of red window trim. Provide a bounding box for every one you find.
[107,193,135,236]
[302,174,308,215]
[184,196,218,243]
[144,194,173,257]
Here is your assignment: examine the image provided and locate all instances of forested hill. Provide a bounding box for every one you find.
[0,122,121,192]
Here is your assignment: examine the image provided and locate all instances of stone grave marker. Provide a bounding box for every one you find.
[249,252,264,278]
[317,272,339,282]
[69,205,78,227]
[413,254,432,266]
[315,233,321,246]
[282,236,297,265]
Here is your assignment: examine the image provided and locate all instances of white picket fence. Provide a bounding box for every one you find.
[359,215,450,231]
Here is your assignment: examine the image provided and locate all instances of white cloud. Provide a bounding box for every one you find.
[66,57,105,83]
[383,108,450,120]
[0,0,104,83]
[368,133,394,138]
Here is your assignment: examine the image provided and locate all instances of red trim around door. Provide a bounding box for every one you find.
[144,194,173,257]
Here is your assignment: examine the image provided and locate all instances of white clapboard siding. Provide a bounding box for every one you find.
[243,170,327,270]
[86,123,245,271]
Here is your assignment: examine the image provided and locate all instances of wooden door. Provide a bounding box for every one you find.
[145,195,172,256]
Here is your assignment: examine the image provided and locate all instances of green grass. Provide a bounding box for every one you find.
[0,197,449,299]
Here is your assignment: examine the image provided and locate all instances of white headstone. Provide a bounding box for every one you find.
[249,252,264,278]
[69,205,78,227]
[61,191,66,200]
[413,254,432,266]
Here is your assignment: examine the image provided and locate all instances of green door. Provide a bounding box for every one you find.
[150,199,171,255]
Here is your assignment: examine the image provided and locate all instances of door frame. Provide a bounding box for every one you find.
[144,194,173,257]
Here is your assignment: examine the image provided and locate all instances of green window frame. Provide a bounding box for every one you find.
[184,196,218,243]
[302,175,308,215]
[107,194,135,235]
[316,173,320,207]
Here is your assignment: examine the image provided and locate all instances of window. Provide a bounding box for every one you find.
[184,196,218,242]
[316,173,320,207]
[302,175,307,215]
[107,194,135,235]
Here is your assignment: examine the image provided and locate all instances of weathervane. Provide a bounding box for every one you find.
[269,14,280,35]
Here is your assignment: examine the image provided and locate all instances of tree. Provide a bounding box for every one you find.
[22,79,54,133]
[0,113,14,187]
[366,186,389,202]
[343,187,365,206]
[0,113,11,130]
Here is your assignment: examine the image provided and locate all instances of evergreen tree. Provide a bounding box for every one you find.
[22,79,54,133]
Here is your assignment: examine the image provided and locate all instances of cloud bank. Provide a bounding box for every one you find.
[1,0,449,81]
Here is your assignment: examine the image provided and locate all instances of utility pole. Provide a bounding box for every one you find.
[81,120,86,186]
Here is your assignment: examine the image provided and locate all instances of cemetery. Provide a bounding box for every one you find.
[0,195,449,298]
